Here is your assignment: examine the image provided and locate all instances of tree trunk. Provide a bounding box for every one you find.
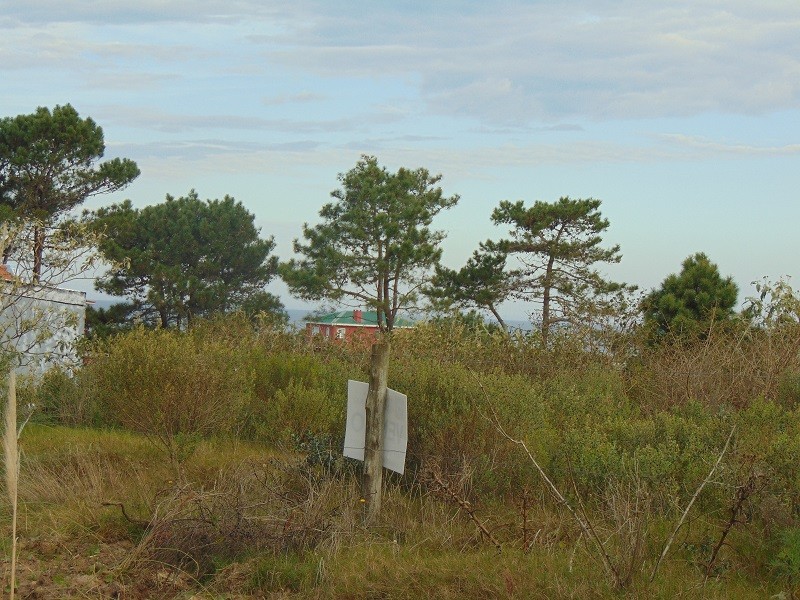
[0,222,8,263]
[488,304,507,333]
[362,340,390,523]
[32,225,45,283]
[541,257,555,347]
[541,287,550,347]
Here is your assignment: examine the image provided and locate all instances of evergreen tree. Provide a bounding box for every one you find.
[0,104,139,280]
[426,248,516,332]
[487,196,632,346]
[642,252,738,339]
[281,155,458,332]
[281,155,457,519]
[90,191,282,328]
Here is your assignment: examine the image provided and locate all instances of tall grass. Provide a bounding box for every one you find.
[3,370,18,600]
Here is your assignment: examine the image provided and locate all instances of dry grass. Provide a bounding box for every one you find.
[3,371,19,600]
[1,423,789,598]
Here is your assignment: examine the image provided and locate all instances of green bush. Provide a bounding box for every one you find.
[86,327,254,465]
[31,368,105,426]
[772,527,800,588]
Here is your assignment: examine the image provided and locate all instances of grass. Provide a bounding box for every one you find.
[3,318,800,598]
[0,424,789,598]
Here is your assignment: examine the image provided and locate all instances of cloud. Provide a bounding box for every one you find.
[254,1,800,123]
[5,0,799,138]
[93,106,405,134]
[657,134,800,156]
[1,0,299,25]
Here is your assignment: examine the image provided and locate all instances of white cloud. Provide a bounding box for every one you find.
[6,1,800,125]
[93,106,406,134]
[254,1,800,122]
[657,134,800,156]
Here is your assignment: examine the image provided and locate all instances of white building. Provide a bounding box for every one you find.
[0,264,87,374]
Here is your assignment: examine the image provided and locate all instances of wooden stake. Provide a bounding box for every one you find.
[362,341,389,523]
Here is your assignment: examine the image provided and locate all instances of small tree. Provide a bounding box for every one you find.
[642,252,738,339]
[426,248,517,332]
[0,217,101,370]
[0,104,139,281]
[487,196,632,346]
[281,155,458,519]
[743,276,800,328]
[282,156,458,331]
[90,191,283,328]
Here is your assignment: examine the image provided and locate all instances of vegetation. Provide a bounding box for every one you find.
[0,104,139,279]
[281,154,458,332]
[89,191,284,329]
[643,252,739,340]
[427,248,516,331]
[1,105,798,597]
[281,154,458,519]
[0,310,796,598]
[485,196,633,346]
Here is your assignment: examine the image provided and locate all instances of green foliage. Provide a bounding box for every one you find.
[744,276,800,328]
[486,196,634,345]
[89,191,284,328]
[28,367,102,426]
[643,252,739,340]
[86,327,254,466]
[255,380,343,445]
[426,249,516,331]
[281,154,458,331]
[0,104,139,278]
[422,309,505,335]
[772,528,800,586]
[85,302,138,340]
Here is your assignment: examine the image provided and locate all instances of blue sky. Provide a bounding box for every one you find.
[3,1,799,320]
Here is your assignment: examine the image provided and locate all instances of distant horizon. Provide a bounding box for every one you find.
[89,299,533,328]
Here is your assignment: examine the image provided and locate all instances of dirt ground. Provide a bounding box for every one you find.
[3,535,207,599]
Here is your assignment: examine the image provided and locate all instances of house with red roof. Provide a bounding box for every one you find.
[305,309,414,344]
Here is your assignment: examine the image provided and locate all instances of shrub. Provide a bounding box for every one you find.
[771,527,800,589]
[86,327,254,467]
[30,367,104,426]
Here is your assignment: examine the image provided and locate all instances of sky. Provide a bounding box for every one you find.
[2,0,799,320]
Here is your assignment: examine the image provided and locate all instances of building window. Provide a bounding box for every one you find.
[336,327,346,339]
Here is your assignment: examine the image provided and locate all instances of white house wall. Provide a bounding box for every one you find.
[0,284,86,374]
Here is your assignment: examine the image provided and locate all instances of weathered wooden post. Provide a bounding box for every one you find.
[362,340,390,522]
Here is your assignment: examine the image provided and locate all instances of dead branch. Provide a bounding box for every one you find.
[650,424,736,582]
[428,466,502,552]
[102,501,149,527]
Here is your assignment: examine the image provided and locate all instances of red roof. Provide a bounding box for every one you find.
[0,264,14,282]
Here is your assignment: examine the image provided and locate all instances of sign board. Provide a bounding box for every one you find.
[343,380,407,474]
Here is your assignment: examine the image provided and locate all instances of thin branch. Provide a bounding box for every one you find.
[469,371,620,586]
[649,424,736,582]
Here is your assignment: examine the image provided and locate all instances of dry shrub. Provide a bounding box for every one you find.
[121,459,360,580]
[629,322,800,409]
[391,320,615,382]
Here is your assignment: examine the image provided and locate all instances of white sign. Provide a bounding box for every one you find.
[343,380,408,474]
